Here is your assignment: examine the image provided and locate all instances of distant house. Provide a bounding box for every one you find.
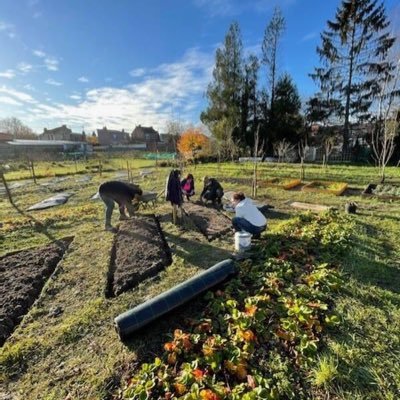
[97,127,130,146]
[40,125,84,142]
[0,132,13,143]
[131,125,160,151]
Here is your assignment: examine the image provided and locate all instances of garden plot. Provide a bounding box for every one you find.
[0,238,72,346]
[182,202,232,241]
[362,183,400,200]
[108,215,172,297]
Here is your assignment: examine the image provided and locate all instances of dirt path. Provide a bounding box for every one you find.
[0,238,72,346]
[182,202,232,241]
[108,215,171,296]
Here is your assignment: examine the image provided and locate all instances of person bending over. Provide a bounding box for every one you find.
[98,181,143,232]
[200,176,224,205]
[181,173,195,201]
[231,192,266,239]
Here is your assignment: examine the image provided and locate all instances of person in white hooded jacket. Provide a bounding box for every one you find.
[231,192,267,238]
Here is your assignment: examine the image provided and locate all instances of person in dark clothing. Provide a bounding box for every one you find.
[166,169,183,206]
[200,176,224,206]
[98,181,143,232]
[181,173,195,201]
[166,169,183,224]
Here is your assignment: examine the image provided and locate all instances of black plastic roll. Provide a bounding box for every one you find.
[114,259,236,339]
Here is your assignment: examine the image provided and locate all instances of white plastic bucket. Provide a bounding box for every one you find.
[234,231,252,252]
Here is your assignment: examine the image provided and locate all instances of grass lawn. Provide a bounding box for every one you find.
[0,159,399,399]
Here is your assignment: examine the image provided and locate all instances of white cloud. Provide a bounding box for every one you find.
[78,76,89,83]
[0,96,23,106]
[0,86,37,103]
[193,0,235,17]
[70,94,81,100]
[22,48,213,132]
[45,57,59,71]
[194,0,296,17]
[17,62,33,74]
[23,84,35,91]
[33,50,59,70]
[301,32,317,42]
[0,21,15,39]
[0,70,15,79]
[129,68,146,78]
[33,49,46,58]
[45,78,63,86]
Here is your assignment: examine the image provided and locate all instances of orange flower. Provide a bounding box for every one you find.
[240,329,256,342]
[164,342,176,352]
[202,345,214,357]
[236,364,248,380]
[245,305,257,316]
[192,368,205,381]
[167,352,177,365]
[174,383,187,395]
[200,389,221,400]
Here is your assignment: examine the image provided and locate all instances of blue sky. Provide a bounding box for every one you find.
[0,0,399,134]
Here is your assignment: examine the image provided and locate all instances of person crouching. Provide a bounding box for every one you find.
[231,192,266,239]
[181,173,195,201]
[98,181,143,232]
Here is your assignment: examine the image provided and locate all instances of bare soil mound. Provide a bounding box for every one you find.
[0,238,72,346]
[183,202,232,241]
[109,215,171,297]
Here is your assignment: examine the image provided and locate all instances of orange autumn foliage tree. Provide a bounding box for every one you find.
[177,129,210,160]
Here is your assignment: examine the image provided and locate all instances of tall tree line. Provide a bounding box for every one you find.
[310,0,398,157]
[201,1,398,160]
[201,8,303,158]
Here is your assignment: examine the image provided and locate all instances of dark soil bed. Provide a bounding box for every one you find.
[0,238,72,346]
[182,202,232,241]
[108,215,171,297]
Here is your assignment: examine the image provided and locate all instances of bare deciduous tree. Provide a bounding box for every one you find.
[274,139,295,163]
[322,136,336,168]
[371,57,400,183]
[298,137,308,180]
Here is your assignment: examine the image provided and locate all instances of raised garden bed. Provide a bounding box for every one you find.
[302,181,348,196]
[182,202,232,241]
[259,178,301,190]
[0,237,73,346]
[362,183,400,200]
[107,215,171,297]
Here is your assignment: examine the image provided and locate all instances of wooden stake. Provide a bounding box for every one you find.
[30,159,37,184]
[1,171,15,206]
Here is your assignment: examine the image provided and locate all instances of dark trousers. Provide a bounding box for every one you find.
[99,193,125,228]
[232,217,266,235]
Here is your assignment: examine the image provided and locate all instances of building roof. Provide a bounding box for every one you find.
[0,132,13,141]
[8,139,86,146]
[97,128,127,135]
[133,125,159,133]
